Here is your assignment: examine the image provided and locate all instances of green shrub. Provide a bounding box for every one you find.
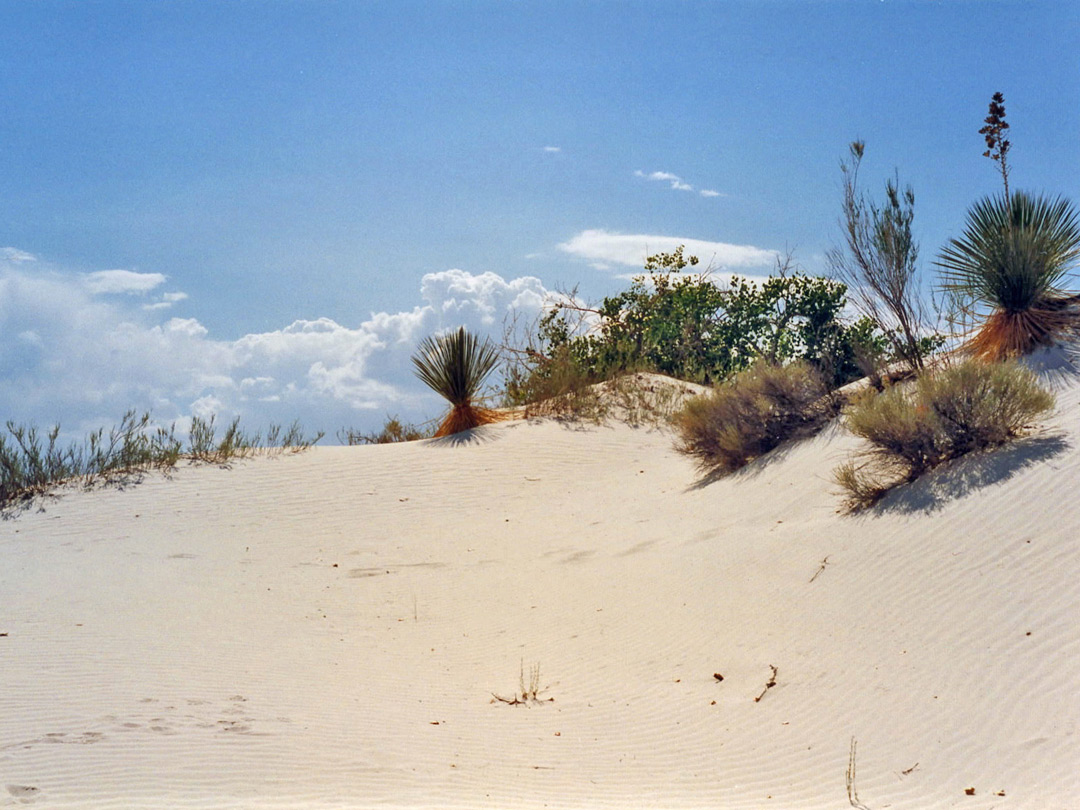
[674,361,839,474]
[506,248,925,411]
[836,359,1055,509]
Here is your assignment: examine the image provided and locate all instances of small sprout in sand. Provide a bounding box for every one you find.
[491,660,553,706]
[754,665,778,703]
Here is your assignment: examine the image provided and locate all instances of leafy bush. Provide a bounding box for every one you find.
[836,359,1055,510]
[506,248,914,413]
[338,416,433,445]
[674,361,839,474]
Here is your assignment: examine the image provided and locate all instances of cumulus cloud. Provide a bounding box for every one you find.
[84,269,167,295]
[558,229,778,272]
[0,250,551,441]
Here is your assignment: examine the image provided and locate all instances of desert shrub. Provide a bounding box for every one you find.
[836,359,1055,509]
[0,411,323,509]
[827,140,934,372]
[674,361,839,474]
[338,416,432,445]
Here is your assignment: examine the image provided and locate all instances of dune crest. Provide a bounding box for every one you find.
[2,367,1079,808]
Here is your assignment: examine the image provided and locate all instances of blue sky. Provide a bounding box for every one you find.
[2,1,1078,440]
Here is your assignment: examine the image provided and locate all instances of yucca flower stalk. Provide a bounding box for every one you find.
[936,190,1080,360]
[412,326,503,437]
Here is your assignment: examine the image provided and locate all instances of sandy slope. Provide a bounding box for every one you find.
[2,370,1080,808]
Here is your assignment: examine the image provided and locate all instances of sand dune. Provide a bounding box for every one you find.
[3,368,1080,808]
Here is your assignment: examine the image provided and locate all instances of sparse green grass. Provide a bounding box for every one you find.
[505,345,608,421]
[674,362,839,474]
[0,411,323,510]
[835,359,1055,510]
[338,416,434,445]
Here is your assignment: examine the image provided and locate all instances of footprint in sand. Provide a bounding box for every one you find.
[6,784,39,799]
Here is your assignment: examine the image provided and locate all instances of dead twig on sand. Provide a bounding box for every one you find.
[847,737,872,810]
[753,665,778,703]
[809,555,831,583]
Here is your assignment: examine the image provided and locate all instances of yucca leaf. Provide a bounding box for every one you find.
[937,191,1080,313]
[411,326,500,407]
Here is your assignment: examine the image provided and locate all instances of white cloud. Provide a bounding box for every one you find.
[0,254,551,442]
[558,229,778,271]
[640,171,678,182]
[142,291,189,311]
[419,269,547,327]
[699,189,722,198]
[84,269,167,295]
[2,247,36,263]
[635,170,696,192]
[543,146,561,153]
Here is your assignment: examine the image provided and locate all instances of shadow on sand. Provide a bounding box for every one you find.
[683,421,845,492]
[424,425,504,447]
[869,432,1072,515]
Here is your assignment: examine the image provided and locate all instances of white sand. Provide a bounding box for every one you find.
[3,369,1080,808]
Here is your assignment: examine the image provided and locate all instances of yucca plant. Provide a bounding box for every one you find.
[937,191,1080,360]
[412,326,502,437]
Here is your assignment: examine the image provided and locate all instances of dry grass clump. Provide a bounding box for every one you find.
[674,362,839,474]
[0,411,323,510]
[338,416,433,445]
[835,359,1055,510]
[519,368,700,428]
[506,347,607,422]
